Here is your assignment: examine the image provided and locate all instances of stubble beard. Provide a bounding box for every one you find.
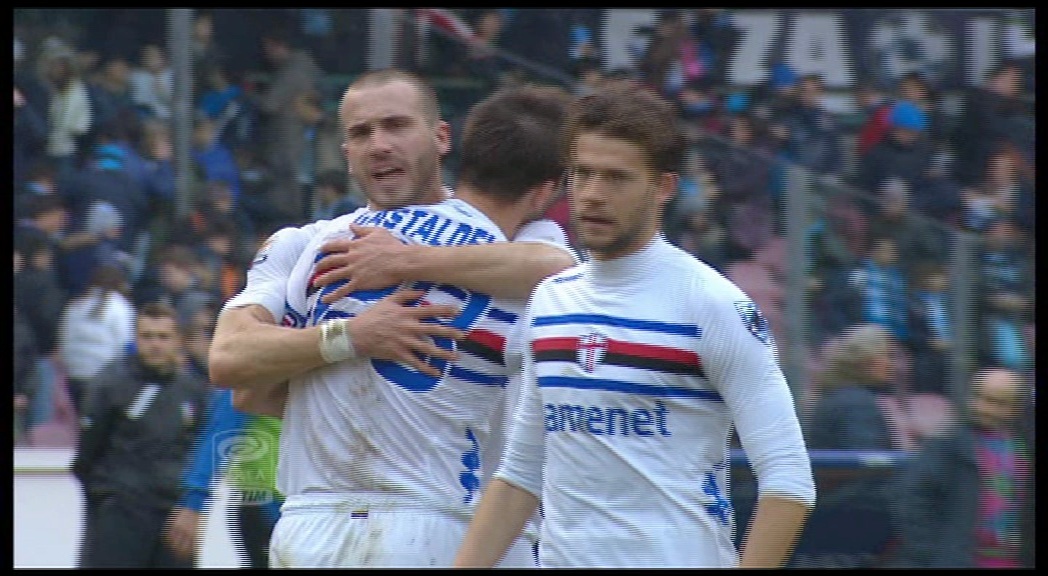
[364,152,443,210]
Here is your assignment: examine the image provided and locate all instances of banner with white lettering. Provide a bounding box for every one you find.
[601,9,1025,90]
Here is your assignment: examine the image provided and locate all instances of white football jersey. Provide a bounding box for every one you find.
[496,235,815,567]
[277,198,571,521]
[223,214,361,328]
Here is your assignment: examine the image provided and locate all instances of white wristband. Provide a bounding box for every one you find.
[318,318,355,363]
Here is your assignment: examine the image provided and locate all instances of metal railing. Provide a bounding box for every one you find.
[690,129,984,415]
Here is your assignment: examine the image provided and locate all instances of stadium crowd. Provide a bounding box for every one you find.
[13,8,1035,569]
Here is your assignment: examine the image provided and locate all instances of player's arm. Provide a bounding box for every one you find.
[210,226,466,392]
[211,291,464,390]
[313,220,577,302]
[454,478,540,567]
[701,289,815,568]
[210,304,328,390]
[455,303,547,567]
[209,225,328,391]
[231,382,288,418]
[738,496,812,568]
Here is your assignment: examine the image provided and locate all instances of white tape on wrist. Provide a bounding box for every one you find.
[319,318,355,363]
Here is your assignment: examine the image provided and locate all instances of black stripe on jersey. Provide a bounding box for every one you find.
[534,350,706,378]
[459,338,504,366]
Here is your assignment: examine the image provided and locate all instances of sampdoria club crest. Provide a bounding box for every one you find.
[733,301,772,346]
[577,332,608,373]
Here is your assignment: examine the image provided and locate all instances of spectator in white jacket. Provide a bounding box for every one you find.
[57,263,136,415]
[129,43,174,121]
[39,39,93,183]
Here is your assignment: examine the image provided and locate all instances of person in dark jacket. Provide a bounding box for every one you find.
[807,323,897,451]
[14,246,40,446]
[72,302,209,568]
[14,85,48,195]
[13,233,68,433]
[806,323,902,567]
[164,302,282,568]
[889,368,1034,568]
[853,101,935,203]
[63,142,148,252]
[951,61,1027,188]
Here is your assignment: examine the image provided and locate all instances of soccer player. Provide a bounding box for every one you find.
[209,71,576,566]
[453,83,816,568]
[209,70,572,405]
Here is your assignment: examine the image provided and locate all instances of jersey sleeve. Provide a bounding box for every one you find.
[514,218,579,264]
[494,296,546,498]
[222,223,321,322]
[698,279,816,508]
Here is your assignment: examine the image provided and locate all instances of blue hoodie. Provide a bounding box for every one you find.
[177,388,281,521]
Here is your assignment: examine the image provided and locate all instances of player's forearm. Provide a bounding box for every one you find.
[454,478,539,567]
[398,242,575,300]
[738,495,811,568]
[209,306,328,390]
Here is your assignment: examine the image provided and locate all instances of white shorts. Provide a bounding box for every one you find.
[269,497,537,568]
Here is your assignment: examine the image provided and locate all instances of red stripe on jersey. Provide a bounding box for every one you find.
[532,337,579,353]
[532,336,702,371]
[467,328,505,352]
[307,267,325,290]
[607,340,700,368]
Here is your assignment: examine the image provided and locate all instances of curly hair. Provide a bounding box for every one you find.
[819,323,893,389]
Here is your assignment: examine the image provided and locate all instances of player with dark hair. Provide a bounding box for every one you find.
[455,83,815,568]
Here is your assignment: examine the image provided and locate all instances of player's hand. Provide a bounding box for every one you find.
[349,289,465,377]
[314,224,410,303]
[164,506,202,560]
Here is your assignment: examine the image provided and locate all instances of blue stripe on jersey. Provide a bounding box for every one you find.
[449,365,508,387]
[538,376,722,401]
[349,285,399,302]
[487,307,518,324]
[439,284,468,301]
[283,303,308,328]
[552,272,583,284]
[533,314,703,338]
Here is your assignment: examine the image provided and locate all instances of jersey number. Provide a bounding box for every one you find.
[310,278,490,393]
[371,281,490,392]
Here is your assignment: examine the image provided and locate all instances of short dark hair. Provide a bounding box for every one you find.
[87,264,130,317]
[138,301,179,327]
[344,68,441,124]
[458,84,572,204]
[564,82,685,174]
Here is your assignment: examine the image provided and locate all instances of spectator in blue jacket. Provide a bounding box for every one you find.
[165,387,282,568]
[164,307,281,568]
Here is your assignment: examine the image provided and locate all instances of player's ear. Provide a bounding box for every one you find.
[529,179,559,217]
[654,171,678,209]
[435,120,451,157]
